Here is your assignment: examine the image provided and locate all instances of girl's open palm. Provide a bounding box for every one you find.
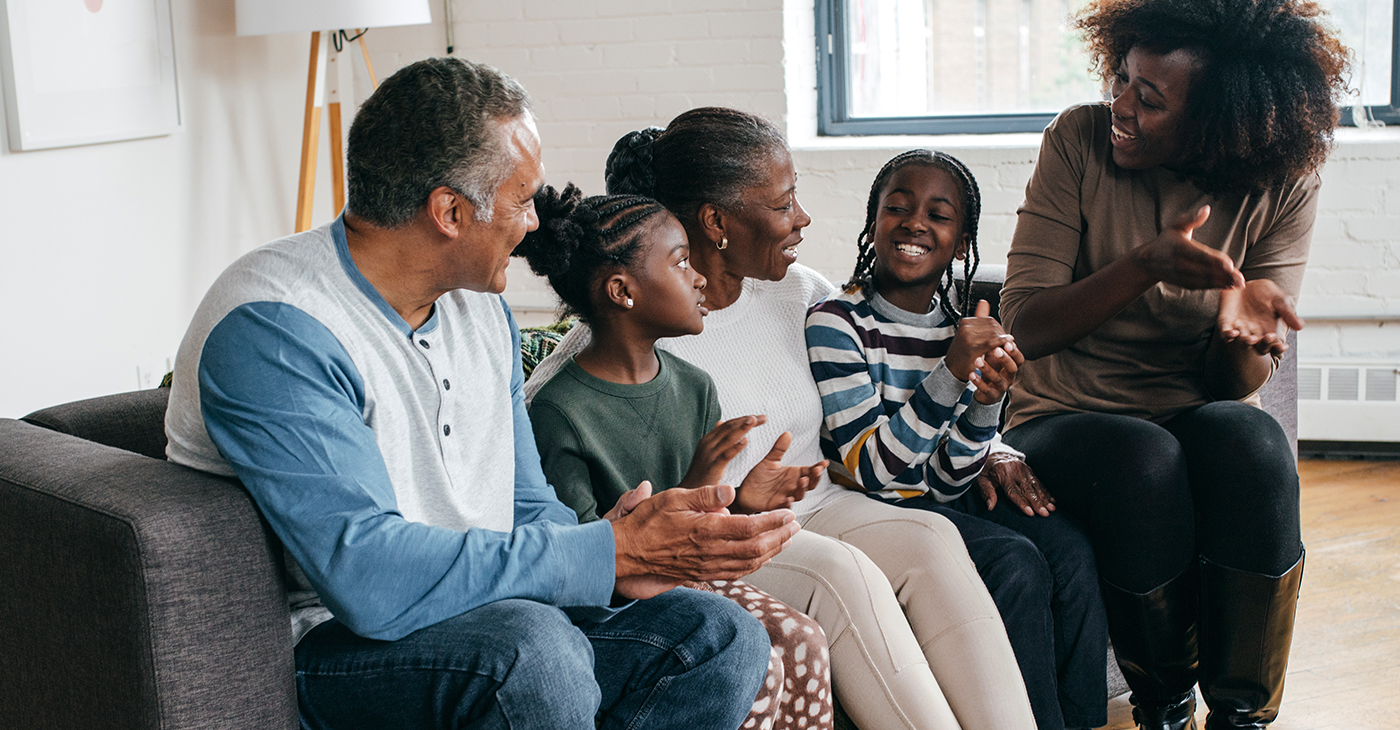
[734,432,828,514]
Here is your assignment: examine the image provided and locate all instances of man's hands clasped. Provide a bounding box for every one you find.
[607,482,800,600]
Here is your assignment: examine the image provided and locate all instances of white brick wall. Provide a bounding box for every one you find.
[423,0,1399,362]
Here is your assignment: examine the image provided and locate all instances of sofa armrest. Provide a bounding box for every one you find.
[0,419,297,729]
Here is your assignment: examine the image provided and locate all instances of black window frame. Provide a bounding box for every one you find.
[816,0,1400,136]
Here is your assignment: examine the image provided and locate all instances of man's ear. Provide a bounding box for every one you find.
[603,272,634,309]
[696,203,727,247]
[426,186,471,238]
[955,233,970,261]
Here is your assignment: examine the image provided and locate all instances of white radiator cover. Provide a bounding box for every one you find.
[1297,359,1400,442]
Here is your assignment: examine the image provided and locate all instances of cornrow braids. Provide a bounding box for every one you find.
[845,150,982,323]
[513,183,667,323]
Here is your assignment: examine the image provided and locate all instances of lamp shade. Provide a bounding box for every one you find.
[236,0,432,37]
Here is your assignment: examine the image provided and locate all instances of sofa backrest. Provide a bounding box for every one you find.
[22,388,171,461]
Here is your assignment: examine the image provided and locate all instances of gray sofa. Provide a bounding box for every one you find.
[0,387,298,729]
[0,270,1296,728]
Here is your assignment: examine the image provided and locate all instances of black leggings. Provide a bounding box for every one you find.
[1002,401,1302,593]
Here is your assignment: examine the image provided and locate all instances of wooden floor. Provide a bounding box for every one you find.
[1098,459,1400,730]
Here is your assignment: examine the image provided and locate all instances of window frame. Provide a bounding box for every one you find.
[815,0,1400,136]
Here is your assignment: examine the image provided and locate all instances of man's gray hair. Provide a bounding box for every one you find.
[346,57,531,227]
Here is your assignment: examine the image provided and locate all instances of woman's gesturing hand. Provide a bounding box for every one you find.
[1217,279,1305,357]
[974,453,1055,517]
[1133,205,1245,290]
[734,431,828,513]
[678,415,766,492]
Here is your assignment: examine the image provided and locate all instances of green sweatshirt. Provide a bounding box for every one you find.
[528,349,722,522]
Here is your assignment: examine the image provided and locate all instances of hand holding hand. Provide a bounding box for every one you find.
[946,300,1016,382]
[603,481,653,522]
[1217,279,1304,357]
[1133,205,1245,291]
[734,431,828,513]
[968,336,1025,405]
[611,484,800,599]
[678,415,766,491]
[974,454,1055,517]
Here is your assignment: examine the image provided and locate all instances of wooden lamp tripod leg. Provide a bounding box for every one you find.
[295,31,328,233]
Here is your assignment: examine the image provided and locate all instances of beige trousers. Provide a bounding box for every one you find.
[744,491,1035,730]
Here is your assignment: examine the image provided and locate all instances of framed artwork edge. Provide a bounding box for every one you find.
[0,0,182,153]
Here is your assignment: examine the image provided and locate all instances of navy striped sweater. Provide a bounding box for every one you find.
[805,287,1005,502]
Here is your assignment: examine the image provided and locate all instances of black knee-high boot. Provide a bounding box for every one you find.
[1198,550,1304,729]
[1100,566,1200,730]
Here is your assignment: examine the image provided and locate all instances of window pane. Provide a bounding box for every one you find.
[844,0,1103,119]
[1317,0,1394,107]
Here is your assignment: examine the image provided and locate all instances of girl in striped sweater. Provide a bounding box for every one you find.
[805,150,1108,730]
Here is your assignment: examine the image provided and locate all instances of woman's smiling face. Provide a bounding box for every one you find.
[1108,45,1201,171]
[721,148,812,282]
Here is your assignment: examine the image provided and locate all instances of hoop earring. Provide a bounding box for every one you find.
[717,236,728,250]
[625,298,634,308]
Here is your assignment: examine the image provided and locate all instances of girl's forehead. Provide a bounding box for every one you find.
[881,163,962,201]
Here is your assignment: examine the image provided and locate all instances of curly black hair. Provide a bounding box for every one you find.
[604,107,788,224]
[1075,0,1350,195]
[512,183,668,323]
[846,150,982,324]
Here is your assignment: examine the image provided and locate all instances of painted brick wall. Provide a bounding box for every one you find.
[428,0,1399,361]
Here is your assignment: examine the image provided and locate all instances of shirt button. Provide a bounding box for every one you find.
[443,424,451,436]
[418,339,430,349]
[442,379,451,390]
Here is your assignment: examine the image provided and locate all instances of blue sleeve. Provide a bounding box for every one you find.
[199,302,618,640]
[501,301,588,529]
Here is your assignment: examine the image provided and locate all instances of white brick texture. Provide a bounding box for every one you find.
[428,0,1399,354]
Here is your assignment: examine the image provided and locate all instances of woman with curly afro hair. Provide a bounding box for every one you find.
[997,1,1349,729]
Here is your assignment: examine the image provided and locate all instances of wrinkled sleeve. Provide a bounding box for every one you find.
[1239,173,1319,299]
[199,302,618,640]
[502,304,594,529]
[1002,106,1093,336]
[805,301,1000,501]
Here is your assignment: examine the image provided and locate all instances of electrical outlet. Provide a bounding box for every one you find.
[135,357,174,390]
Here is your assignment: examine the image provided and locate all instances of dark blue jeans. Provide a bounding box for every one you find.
[293,588,770,730]
[895,492,1108,730]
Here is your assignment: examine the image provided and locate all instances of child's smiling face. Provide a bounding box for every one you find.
[871,163,968,293]
[628,213,709,337]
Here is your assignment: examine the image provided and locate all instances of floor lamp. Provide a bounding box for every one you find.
[235,0,432,232]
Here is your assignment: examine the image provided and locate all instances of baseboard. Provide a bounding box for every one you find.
[1298,440,1400,460]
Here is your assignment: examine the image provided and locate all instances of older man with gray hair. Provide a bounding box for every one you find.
[164,57,796,729]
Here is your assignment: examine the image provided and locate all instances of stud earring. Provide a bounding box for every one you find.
[717,236,729,250]
[625,298,634,308]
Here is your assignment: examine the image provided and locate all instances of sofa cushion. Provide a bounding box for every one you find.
[22,387,171,460]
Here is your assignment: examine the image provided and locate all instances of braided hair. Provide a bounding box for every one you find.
[512,183,667,323]
[845,150,982,324]
[604,107,788,224]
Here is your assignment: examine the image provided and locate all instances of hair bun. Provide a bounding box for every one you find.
[515,183,594,278]
[604,127,663,196]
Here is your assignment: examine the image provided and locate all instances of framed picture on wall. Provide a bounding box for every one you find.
[0,0,180,152]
